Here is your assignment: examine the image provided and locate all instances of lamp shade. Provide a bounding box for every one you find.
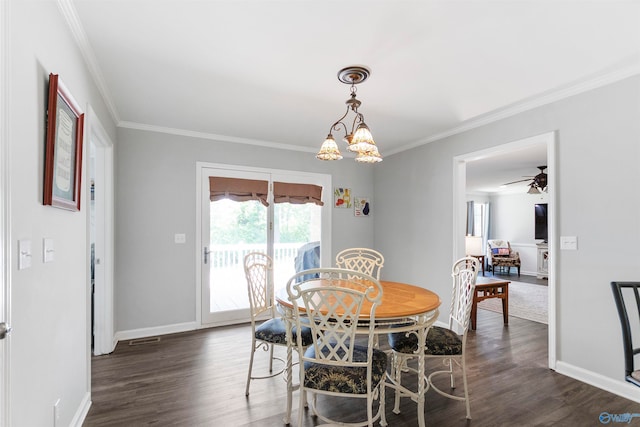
[316,135,343,160]
[465,235,483,256]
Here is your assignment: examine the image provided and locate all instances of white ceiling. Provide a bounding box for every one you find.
[465,142,548,193]
[69,0,639,186]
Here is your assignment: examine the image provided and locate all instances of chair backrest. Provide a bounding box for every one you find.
[487,239,511,254]
[244,252,274,322]
[611,281,640,384]
[449,257,480,334]
[335,248,385,280]
[286,268,383,368]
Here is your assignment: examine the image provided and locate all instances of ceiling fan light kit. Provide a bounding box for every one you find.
[316,66,382,163]
[504,165,548,193]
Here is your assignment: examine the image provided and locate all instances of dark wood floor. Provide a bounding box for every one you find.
[84,311,638,426]
[486,271,548,286]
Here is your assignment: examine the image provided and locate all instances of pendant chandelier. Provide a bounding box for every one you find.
[316,66,382,163]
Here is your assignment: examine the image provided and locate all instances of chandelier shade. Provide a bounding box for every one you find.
[316,135,343,161]
[316,66,382,163]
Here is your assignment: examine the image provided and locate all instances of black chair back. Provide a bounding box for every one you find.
[611,281,640,387]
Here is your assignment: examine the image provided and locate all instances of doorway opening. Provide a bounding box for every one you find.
[453,131,557,369]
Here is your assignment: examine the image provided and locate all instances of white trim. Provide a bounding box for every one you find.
[86,105,115,356]
[70,392,91,427]
[119,60,640,158]
[0,0,11,425]
[195,162,332,327]
[114,322,199,342]
[56,0,120,124]
[555,361,640,404]
[453,131,557,369]
[387,59,640,156]
[120,121,317,154]
[545,132,557,369]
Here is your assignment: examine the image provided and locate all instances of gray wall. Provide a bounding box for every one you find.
[114,128,377,332]
[7,1,117,425]
[374,75,640,397]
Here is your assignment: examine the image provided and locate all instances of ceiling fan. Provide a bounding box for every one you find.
[503,166,547,193]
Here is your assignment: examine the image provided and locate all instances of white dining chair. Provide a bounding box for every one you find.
[286,267,387,427]
[335,247,385,280]
[244,252,313,396]
[387,256,480,423]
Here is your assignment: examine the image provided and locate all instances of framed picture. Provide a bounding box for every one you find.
[354,197,370,217]
[334,187,352,208]
[44,73,84,211]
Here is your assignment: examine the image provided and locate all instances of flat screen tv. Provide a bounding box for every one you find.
[535,203,548,242]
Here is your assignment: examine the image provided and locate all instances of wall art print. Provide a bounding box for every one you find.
[334,187,352,208]
[354,197,370,217]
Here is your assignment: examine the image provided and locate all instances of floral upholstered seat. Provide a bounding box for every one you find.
[487,239,521,277]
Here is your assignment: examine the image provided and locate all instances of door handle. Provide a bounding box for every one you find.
[203,247,211,264]
[0,322,11,340]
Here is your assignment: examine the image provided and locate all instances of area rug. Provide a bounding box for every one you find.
[477,280,548,324]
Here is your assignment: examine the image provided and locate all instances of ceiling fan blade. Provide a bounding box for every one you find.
[502,178,532,185]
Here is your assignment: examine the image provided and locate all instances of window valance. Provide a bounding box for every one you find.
[273,182,324,206]
[209,177,269,206]
[209,177,323,207]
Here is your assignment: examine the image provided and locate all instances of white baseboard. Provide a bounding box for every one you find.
[70,392,91,427]
[555,361,640,404]
[114,321,199,343]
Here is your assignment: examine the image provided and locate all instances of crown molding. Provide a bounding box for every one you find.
[386,58,640,156]
[131,59,638,157]
[118,121,318,154]
[57,0,120,124]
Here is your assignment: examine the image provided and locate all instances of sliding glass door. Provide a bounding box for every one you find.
[199,165,330,327]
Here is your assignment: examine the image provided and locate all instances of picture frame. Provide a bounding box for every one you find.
[44,73,84,211]
[354,197,370,217]
[334,187,352,208]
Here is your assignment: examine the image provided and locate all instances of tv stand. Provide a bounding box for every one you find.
[536,242,549,279]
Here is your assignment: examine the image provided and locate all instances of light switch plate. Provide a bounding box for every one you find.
[43,238,55,263]
[560,236,578,250]
[174,233,186,244]
[18,239,32,269]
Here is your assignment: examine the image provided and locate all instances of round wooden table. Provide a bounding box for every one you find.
[276,279,441,320]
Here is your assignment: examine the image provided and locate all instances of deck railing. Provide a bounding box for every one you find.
[210,243,302,268]
[208,243,310,312]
